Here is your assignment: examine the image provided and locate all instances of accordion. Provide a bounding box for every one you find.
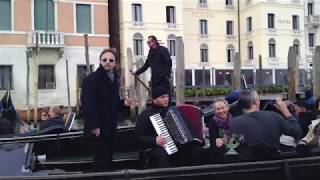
[149,104,205,155]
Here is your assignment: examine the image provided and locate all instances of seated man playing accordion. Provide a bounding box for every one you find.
[135,87,205,168]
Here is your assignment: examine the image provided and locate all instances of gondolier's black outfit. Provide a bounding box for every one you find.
[81,65,123,171]
[135,45,172,94]
[135,104,205,168]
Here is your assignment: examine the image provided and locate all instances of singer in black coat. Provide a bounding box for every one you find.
[81,49,125,172]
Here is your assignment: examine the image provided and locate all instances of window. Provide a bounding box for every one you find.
[0,0,11,31]
[0,65,12,90]
[38,65,55,89]
[247,41,254,60]
[293,39,300,56]
[227,44,235,62]
[195,69,211,86]
[247,17,252,32]
[309,33,314,47]
[215,70,233,86]
[308,3,313,16]
[200,44,208,62]
[275,69,288,85]
[166,6,176,24]
[292,15,299,30]
[185,70,193,86]
[133,33,143,56]
[226,21,233,35]
[256,69,273,85]
[199,0,207,8]
[167,34,176,56]
[267,13,275,29]
[132,4,142,23]
[241,70,254,85]
[78,65,93,88]
[200,20,208,35]
[76,4,91,33]
[226,0,233,5]
[34,0,54,30]
[268,38,276,58]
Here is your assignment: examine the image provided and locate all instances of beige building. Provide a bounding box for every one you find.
[118,0,184,87]
[0,0,110,110]
[184,0,306,87]
[119,0,316,89]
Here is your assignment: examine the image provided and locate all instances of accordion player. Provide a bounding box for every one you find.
[149,104,205,155]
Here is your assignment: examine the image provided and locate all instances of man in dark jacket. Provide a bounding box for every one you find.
[81,49,132,172]
[135,87,204,168]
[133,35,172,94]
[229,89,302,160]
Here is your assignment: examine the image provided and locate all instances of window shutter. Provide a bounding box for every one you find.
[0,0,11,30]
[76,4,91,33]
[34,0,55,30]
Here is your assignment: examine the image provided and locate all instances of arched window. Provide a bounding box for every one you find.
[200,43,208,62]
[247,41,253,60]
[268,38,276,58]
[293,39,300,56]
[167,34,176,56]
[226,44,235,62]
[133,33,143,56]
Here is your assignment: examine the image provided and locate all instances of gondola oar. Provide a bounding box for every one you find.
[129,70,151,93]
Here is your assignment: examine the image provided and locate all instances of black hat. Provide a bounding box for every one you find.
[152,87,169,99]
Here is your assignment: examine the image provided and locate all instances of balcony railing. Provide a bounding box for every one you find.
[306,15,320,26]
[28,31,64,47]
[167,23,177,28]
[226,34,236,40]
[198,3,208,8]
[199,34,209,39]
[225,4,235,9]
[132,21,144,27]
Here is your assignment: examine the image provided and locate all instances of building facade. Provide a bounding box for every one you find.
[118,0,317,89]
[117,0,184,87]
[0,0,109,110]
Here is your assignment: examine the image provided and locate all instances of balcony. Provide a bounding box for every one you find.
[27,31,64,48]
[225,4,235,9]
[133,55,146,65]
[226,34,236,40]
[198,3,208,9]
[268,57,279,64]
[267,28,276,34]
[132,21,144,27]
[167,23,177,28]
[199,34,209,40]
[305,15,320,26]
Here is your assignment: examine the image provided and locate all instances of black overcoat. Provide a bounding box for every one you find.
[81,66,122,139]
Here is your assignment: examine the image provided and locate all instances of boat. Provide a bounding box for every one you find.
[1,91,320,179]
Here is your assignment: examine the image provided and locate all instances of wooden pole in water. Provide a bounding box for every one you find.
[288,46,298,102]
[313,46,320,100]
[33,32,39,123]
[258,55,262,94]
[65,59,71,113]
[84,34,91,76]
[26,49,31,122]
[127,48,137,121]
[175,37,185,105]
[233,52,241,90]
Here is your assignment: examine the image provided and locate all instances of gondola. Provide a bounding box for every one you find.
[1,91,320,179]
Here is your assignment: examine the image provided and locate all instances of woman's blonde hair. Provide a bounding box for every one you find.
[212,98,229,112]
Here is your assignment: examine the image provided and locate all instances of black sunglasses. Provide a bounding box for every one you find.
[101,58,115,63]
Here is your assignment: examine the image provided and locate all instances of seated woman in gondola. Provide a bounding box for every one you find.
[205,98,232,163]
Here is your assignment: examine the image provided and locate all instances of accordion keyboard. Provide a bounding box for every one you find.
[150,113,178,155]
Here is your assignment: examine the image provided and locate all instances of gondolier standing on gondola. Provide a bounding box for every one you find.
[132,35,172,99]
[81,49,133,172]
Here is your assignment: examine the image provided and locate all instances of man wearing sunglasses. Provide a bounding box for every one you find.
[133,35,172,100]
[81,49,134,172]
